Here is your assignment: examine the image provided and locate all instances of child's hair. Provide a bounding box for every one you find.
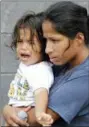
[11,11,49,61]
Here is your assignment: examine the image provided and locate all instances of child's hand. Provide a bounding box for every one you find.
[37,112,53,126]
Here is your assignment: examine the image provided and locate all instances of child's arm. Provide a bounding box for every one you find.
[34,88,53,126]
[34,88,48,117]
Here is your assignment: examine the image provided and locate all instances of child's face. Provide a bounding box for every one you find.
[16,28,42,65]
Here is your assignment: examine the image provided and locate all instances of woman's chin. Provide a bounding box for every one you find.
[50,60,63,65]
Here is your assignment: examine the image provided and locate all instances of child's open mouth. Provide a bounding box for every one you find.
[20,53,30,59]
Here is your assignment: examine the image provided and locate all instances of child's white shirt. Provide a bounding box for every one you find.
[8,61,54,107]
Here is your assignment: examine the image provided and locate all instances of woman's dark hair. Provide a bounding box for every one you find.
[44,1,89,46]
[11,11,49,61]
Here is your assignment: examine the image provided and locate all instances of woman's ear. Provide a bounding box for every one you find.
[75,32,84,46]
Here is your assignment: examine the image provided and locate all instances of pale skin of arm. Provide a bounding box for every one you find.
[27,107,59,126]
[34,88,53,126]
[3,105,59,126]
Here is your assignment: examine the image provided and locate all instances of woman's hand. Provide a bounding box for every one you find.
[3,105,29,126]
[3,105,59,126]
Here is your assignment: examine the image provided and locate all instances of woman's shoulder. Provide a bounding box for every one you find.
[68,57,89,80]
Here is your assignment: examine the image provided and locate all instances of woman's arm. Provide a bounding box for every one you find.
[3,104,59,126]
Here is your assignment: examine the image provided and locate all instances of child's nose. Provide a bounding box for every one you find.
[21,42,29,49]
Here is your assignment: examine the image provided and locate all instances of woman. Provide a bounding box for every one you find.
[3,1,89,127]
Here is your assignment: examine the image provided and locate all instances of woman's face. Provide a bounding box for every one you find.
[42,20,80,66]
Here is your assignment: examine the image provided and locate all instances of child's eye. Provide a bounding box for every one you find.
[28,40,32,43]
[28,40,34,45]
